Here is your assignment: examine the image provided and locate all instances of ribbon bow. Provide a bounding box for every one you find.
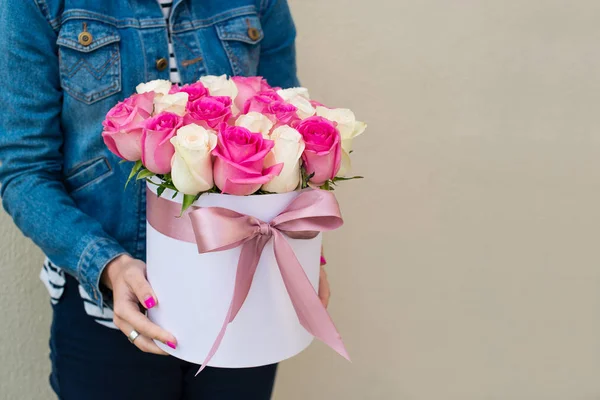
[146,188,350,373]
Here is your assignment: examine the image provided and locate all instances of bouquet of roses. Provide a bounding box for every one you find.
[102,75,366,212]
[101,75,366,370]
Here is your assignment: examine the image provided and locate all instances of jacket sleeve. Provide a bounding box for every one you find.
[0,0,128,306]
[258,0,301,88]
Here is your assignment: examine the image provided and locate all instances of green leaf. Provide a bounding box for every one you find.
[119,159,128,164]
[156,186,166,198]
[136,169,155,180]
[180,194,197,216]
[300,164,317,189]
[320,180,333,191]
[255,189,276,195]
[159,172,171,184]
[332,175,364,182]
[149,179,177,192]
[125,160,143,189]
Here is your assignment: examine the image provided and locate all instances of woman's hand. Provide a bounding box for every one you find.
[101,254,177,354]
[318,267,331,308]
[318,251,330,308]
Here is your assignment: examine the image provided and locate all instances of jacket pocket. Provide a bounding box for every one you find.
[216,14,264,76]
[57,20,121,104]
[64,157,112,194]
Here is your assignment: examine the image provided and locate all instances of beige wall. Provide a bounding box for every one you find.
[0,211,51,398]
[2,0,600,399]
[276,0,600,399]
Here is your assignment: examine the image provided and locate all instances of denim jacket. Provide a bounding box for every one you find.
[0,0,299,306]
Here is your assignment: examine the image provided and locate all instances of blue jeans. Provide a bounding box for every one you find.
[49,275,277,400]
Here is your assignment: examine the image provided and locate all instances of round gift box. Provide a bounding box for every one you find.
[145,181,321,368]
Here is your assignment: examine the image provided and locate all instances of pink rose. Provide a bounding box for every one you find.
[241,91,299,126]
[213,125,283,195]
[170,82,208,102]
[268,101,299,126]
[102,92,154,161]
[295,116,342,185]
[141,112,183,174]
[243,90,283,114]
[231,76,272,112]
[184,96,232,129]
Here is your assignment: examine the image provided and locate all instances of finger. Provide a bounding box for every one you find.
[124,266,158,309]
[114,315,169,355]
[319,268,330,308]
[115,298,177,348]
[320,245,327,266]
[319,287,330,308]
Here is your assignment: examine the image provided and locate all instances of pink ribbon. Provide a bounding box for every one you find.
[146,187,350,373]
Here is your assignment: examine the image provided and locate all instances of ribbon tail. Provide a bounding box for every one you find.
[272,232,351,361]
[196,237,268,375]
[230,235,271,321]
[195,297,234,375]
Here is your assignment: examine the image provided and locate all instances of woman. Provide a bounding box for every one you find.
[0,1,331,399]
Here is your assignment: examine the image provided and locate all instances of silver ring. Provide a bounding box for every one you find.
[128,329,140,343]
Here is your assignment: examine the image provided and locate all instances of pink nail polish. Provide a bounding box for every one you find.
[167,341,177,349]
[320,255,327,266]
[144,296,156,309]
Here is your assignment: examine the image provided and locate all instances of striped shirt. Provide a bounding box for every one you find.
[41,257,117,329]
[39,1,182,329]
[158,0,182,84]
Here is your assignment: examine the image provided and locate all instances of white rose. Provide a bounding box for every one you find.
[262,126,305,193]
[136,79,172,96]
[199,74,238,100]
[235,112,274,137]
[153,92,189,116]
[277,87,310,100]
[170,124,218,195]
[316,106,367,176]
[277,88,315,120]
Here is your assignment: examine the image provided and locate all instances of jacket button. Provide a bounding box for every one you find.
[247,27,261,41]
[78,31,93,46]
[156,58,168,71]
